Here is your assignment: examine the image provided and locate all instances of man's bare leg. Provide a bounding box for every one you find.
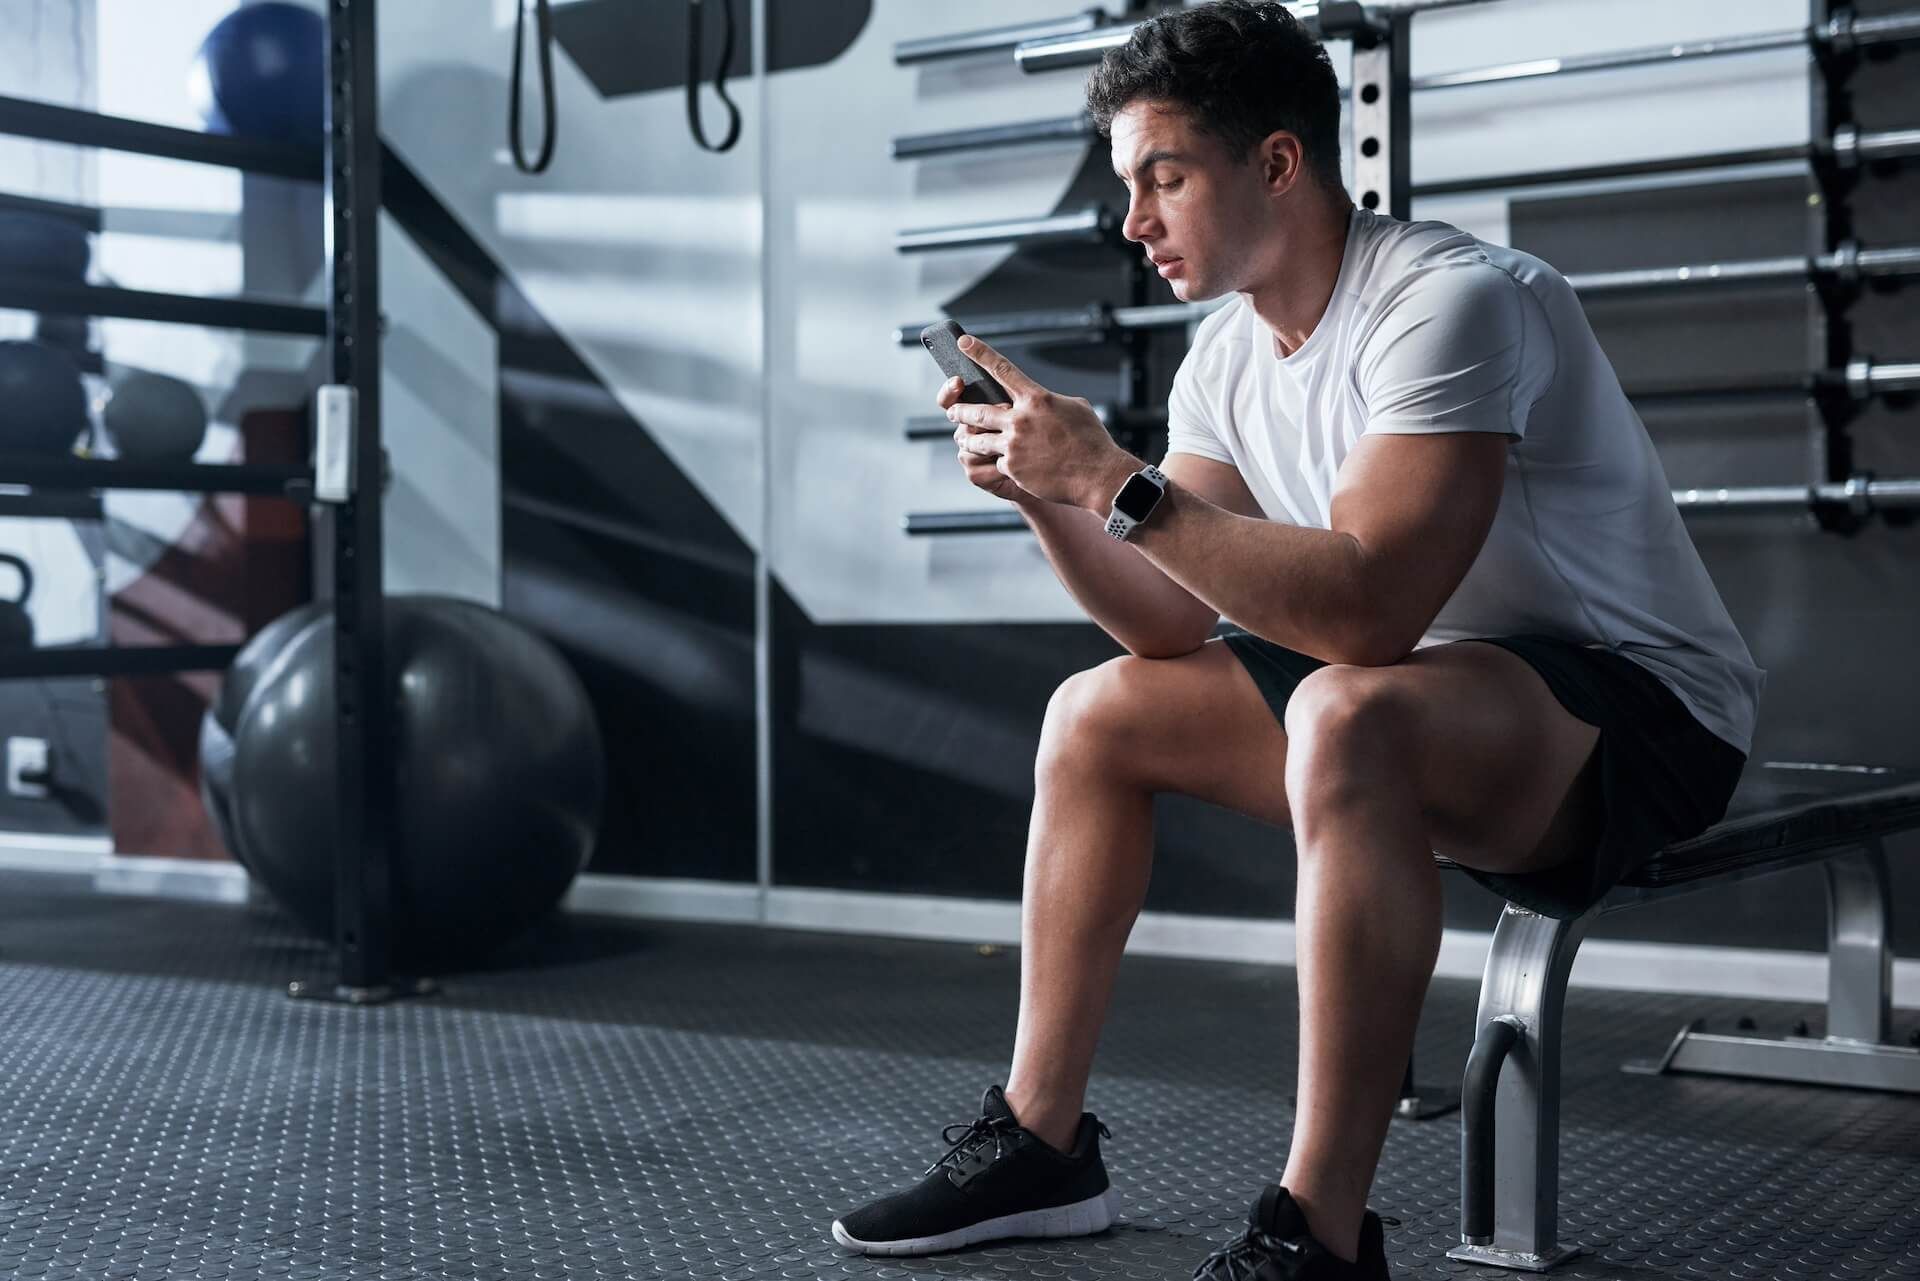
[1277,702,1443,1264]
[1274,645,1604,1263]
[1002,761,1156,1154]
[1002,645,1298,1154]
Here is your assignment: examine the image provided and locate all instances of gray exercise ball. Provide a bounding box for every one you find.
[106,369,208,463]
[198,601,330,869]
[231,596,605,968]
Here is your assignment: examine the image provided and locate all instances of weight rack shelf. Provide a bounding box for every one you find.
[0,458,313,497]
[0,92,319,179]
[0,276,326,335]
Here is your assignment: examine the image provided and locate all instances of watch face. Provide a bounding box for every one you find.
[1114,472,1163,520]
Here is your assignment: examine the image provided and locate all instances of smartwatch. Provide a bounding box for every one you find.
[1104,464,1169,541]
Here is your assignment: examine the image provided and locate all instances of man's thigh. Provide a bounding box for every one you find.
[1057,638,1298,831]
[1066,636,1602,875]
[1339,639,1604,875]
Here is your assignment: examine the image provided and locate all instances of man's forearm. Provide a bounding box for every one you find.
[1017,494,1218,658]
[1101,467,1389,666]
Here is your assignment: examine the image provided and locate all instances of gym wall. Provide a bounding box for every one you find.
[3,1,1912,962]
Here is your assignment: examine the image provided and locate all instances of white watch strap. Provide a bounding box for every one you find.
[1104,464,1168,541]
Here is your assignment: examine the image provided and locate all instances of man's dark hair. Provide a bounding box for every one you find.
[1085,1,1345,192]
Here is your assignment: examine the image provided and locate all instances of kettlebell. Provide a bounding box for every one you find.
[0,553,35,649]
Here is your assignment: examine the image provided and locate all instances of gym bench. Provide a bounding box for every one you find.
[1439,760,1920,1272]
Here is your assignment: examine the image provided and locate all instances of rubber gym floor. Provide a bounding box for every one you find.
[0,866,1915,1281]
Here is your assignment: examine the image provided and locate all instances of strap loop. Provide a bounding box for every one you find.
[687,0,743,154]
[510,0,558,174]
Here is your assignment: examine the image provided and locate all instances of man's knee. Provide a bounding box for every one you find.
[1038,657,1146,777]
[1283,666,1419,798]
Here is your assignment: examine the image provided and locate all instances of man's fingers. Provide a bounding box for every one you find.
[958,335,1041,397]
[947,402,1006,430]
[935,376,963,410]
[954,423,1003,456]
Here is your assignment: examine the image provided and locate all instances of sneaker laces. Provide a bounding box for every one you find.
[923,1114,1019,1178]
[1194,1227,1305,1280]
[922,1114,1112,1178]
[1192,1215,1402,1280]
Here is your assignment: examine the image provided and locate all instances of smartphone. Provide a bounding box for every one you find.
[919,319,1009,405]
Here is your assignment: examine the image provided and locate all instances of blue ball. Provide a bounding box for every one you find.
[189,3,325,146]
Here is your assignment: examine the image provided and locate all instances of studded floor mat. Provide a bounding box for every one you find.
[0,867,1914,1279]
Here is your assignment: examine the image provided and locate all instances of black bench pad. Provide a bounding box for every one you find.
[1623,763,1920,888]
[1432,763,1920,890]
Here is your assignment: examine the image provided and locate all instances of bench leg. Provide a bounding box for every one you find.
[1447,903,1596,1272]
[1624,838,1920,1093]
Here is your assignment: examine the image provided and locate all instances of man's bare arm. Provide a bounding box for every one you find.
[1014,452,1266,659]
[1077,430,1510,666]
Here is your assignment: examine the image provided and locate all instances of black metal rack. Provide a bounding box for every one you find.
[0,4,412,1002]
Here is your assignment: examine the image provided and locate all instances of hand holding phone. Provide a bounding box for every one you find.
[920,320,1009,405]
[922,321,1031,503]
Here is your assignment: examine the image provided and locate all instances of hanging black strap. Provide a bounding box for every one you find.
[510,0,558,174]
[687,0,742,154]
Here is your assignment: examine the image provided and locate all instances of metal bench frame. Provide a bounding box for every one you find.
[1446,823,1918,1272]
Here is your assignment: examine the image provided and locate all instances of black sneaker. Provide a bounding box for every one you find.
[830,1084,1116,1256]
[1192,1185,1395,1279]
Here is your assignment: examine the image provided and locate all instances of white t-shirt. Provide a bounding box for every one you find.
[1166,207,1764,755]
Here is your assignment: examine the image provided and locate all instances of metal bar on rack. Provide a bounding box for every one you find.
[323,0,397,996]
[904,405,1168,440]
[1014,0,1494,71]
[1418,30,1805,90]
[1415,143,1806,197]
[1113,300,1228,330]
[895,9,1112,65]
[1416,127,1920,197]
[1013,19,1152,72]
[1674,478,1920,512]
[0,190,102,230]
[1852,8,1920,44]
[0,458,312,496]
[1859,361,1920,395]
[0,490,102,521]
[0,644,240,681]
[0,92,318,180]
[892,305,1109,347]
[1847,126,1920,164]
[1567,242,1920,294]
[892,114,1097,160]
[0,277,326,335]
[904,511,1030,535]
[896,205,1116,253]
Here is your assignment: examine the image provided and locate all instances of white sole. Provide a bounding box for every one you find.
[830,1188,1116,1256]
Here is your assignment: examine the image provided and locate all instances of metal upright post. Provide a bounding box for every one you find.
[1335,4,1413,219]
[1806,0,1866,534]
[290,0,426,1005]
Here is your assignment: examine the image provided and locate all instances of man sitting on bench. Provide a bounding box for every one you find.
[831,3,1764,1278]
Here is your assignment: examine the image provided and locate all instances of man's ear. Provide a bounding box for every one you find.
[1261,132,1308,195]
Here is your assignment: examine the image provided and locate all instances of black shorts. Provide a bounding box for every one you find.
[1216,625,1749,919]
